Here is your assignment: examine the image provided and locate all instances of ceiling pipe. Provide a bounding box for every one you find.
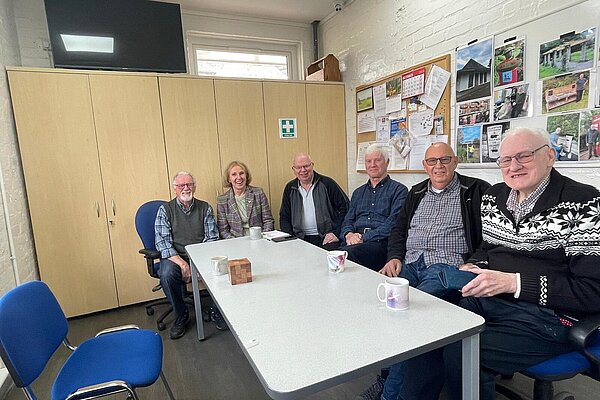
[311,20,319,61]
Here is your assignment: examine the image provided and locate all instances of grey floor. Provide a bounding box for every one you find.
[4,300,600,400]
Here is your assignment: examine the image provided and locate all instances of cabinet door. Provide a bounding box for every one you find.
[214,80,269,198]
[89,75,170,306]
[159,77,221,209]
[8,71,118,316]
[263,82,308,226]
[306,84,348,192]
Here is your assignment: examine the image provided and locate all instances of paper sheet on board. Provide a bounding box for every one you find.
[408,109,434,136]
[420,65,451,109]
[375,116,390,142]
[408,135,448,170]
[373,84,387,117]
[358,110,376,133]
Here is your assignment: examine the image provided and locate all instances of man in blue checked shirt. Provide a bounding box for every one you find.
[155,171,222,339]
[340,143,408,271]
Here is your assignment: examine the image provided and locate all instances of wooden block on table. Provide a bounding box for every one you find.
[228,258,252,285]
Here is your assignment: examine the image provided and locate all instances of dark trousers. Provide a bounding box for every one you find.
[341,240,388,271]
[158,258,188,319]
[444,297,574,400]
[303,234,341,251]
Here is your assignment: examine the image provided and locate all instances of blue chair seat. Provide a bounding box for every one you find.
[52,329,163,400]
[523,351,590,381]
[0,280,175,400]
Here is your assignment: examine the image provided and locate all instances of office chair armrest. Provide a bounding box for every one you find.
[569,313,600,350]
[139,248,160,259]
[65,380,133,400]
[95,324,139,337]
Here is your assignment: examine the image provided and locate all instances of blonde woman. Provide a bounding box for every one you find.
[217,161,274,238]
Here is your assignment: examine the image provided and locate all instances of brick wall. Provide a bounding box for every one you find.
[320,0,600,192]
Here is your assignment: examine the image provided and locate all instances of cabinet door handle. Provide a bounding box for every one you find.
[95,201,100,218]
[112,200,116,216]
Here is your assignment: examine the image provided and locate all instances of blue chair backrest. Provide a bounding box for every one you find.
[135,200,166,251]
[0,281,68,388]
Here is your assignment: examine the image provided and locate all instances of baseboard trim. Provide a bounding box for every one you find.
[0,368,14,399]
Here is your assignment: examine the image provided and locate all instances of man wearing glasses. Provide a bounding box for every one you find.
[444,127,600,400]
[280,153,349,250]
[155,171,221,339]
[358,142,490,400]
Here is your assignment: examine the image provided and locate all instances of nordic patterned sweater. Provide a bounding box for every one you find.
[468,168,600,317]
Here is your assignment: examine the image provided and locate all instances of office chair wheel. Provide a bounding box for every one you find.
[157,322,166,331]
[146,307,155,316]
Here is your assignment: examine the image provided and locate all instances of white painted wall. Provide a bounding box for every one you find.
[320,0,600,193]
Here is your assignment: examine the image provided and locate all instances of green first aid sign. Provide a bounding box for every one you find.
[279,118,297,138]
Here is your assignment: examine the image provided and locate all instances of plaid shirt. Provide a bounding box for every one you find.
[405,174,468,266]
[155,199,219,259]
[506,173,551,223]
[341,175,408,242]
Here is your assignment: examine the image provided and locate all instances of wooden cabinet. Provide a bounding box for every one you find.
[263,81,309,225]
[8,71,118,316]
[8,70,169,316]
[159,77,221,209]
[214,80,270,198]
[8,68,347,316]
[306,84,348,193]
[89,75,170,306]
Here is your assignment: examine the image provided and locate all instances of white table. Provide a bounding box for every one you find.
[187,237,484,400]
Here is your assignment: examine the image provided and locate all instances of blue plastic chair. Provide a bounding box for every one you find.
[496,314,600,400]
[0,281,175,400]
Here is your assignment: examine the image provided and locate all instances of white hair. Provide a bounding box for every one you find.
[500,127,551,152]
[364,143,389,162]
[172,171,196,185]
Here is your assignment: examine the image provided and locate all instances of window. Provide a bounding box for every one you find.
[187,33,303,80]
[195,49,289,80]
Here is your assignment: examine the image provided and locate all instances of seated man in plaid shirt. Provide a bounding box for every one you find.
[357,142,490,400]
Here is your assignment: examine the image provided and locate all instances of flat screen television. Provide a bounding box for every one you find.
[44,0,187,73]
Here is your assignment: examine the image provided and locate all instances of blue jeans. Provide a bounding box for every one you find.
[443,297,574,400]
[158,258,188,319]
[381,256,457,400]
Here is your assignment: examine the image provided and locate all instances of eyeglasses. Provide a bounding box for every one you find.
[496,144,549,168]
[424,156,454,166]
[174,183,195,189]
[292,163,314,171]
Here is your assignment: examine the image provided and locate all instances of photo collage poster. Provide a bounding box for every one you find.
[455,26,600,165]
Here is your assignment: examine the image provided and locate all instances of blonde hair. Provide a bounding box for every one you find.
[222,161,252,187]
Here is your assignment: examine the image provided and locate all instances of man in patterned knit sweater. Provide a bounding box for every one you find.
[444,127,600,400]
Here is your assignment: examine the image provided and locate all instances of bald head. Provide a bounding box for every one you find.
[422,142,458,190]
[292,153,315,185]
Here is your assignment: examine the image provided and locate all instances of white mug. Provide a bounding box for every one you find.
[249,226,262,240]
[327,250,348,273]
[211,256,228,275]
[377,277,409,310]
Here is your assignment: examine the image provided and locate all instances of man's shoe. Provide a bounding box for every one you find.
[355,374,385,400]
[169,313,190,340]
[210,306,229,331]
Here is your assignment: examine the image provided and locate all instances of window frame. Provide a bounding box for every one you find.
[187,32,303,80]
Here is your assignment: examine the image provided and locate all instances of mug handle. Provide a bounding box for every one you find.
[377,283,387,302]
[341,250,348,258]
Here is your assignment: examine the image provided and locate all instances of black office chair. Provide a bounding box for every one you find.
[495,314,600,400]
[135,200,197,331]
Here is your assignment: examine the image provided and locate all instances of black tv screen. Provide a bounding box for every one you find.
[44,0,187,73]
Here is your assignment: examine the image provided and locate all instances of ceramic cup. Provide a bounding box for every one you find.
[211,256,229,275]
[377,277,409,310]
[249,226,262,240]
[326,250,348,273]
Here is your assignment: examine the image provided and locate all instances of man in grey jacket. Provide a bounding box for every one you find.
[280,153,349,250]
